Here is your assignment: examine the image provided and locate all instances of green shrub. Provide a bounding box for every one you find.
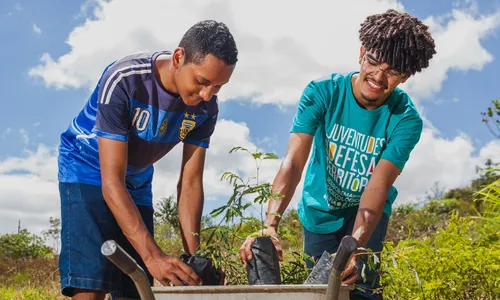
[0,229,52,259]
[381,213,500,300]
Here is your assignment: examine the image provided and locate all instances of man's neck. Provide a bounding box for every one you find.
[351,74,389,110]
[154,54,179,96]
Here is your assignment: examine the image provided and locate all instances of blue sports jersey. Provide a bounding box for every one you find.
[57,51,218,206]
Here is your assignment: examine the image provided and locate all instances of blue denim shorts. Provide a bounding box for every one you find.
[58,182,154,299]
[303,213,389,300]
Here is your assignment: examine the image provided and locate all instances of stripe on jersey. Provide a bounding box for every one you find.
[100,63,152,104]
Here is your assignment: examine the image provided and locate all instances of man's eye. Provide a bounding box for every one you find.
[197,79,209,86]
[389,70,401,77]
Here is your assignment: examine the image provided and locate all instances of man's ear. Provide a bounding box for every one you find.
[359,46,365,64]
[400,74,410,84]
[172,47,185,69]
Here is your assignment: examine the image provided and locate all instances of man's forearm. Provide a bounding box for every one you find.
[177,182,203,254]
[102,180,162,263]
[265,158,303,230]
[351,185,388,248]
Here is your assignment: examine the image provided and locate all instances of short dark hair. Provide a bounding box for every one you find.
[179,20,238,66]
[359,9,436,76]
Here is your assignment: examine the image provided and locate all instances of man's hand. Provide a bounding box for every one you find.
[145,253,202,286]
[341,256,359,285]
[239,228,283,268]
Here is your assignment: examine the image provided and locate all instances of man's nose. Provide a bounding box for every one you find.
[199,86,214,101]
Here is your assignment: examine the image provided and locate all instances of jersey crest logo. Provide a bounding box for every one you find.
[179,112,196,140]
[159,118,168,135]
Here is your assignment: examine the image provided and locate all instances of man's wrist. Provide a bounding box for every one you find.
[138,234,165,264]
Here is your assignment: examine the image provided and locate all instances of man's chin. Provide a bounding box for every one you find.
[182,97,202,106]
[360,92,379,104]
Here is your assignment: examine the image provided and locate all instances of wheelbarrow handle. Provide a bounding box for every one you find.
[325,235,358,300]
[101,240,156,300]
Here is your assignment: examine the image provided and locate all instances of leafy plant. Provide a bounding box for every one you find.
[381,213,500,300]
[481,98,500,139]
[42,217,61,254]
[190,146,310,284]
[0,229,52,260]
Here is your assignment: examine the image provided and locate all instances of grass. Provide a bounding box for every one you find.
[0,256,64,299]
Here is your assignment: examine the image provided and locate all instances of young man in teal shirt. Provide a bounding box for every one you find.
[240,9,436,299]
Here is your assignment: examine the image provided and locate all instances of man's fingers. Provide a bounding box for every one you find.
[239,244,248,268]
[177,260,202,285]
[219,269,226,285]
[341,272,358,285]
[341,264,355,279]
[167,274,184,287]
[244,238,254,260]
[158,278,171,287]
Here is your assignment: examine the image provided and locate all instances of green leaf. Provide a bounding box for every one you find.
[210,205,228,217]
[252,152,263,160]
[229,146,248,153]
[264,152,279,159]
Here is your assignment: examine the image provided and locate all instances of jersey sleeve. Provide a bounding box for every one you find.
[290,80,328,135]
[381,114,423,171]
[183,113,217,148]
[92,65,131,142]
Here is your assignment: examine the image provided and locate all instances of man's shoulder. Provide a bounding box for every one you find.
[304,72,350,96]
[389,88,421,117]
[111,51,165,69]
[387,88,423,132]
[100,51,169,82]
[310,72,350,86]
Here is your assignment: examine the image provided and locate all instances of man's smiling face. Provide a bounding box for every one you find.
[356,47,409,108]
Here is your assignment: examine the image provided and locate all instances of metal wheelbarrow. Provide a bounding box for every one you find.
[101,236,358,300]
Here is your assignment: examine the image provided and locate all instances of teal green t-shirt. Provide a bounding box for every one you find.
[292,72,423,234]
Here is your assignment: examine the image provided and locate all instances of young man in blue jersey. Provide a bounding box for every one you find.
[57,20,238,299]
[239,9,436,299]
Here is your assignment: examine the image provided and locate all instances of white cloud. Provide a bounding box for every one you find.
[33,23,42,34]
[151,120,285,214]
[28,0,500,107]
[2,121,500,237]
[394,128,500,205]
[14,3,22,11]
[19,128,29,145]
[0,145,59,236]
[10,0,500,240]
[0,121,285,236]
[33,122,41,127]
[401,8,500,100]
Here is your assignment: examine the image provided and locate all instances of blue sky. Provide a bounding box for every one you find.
[0,0,499,157]
[1,0,500,235]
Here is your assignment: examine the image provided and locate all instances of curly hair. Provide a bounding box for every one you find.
[359,9,436,75]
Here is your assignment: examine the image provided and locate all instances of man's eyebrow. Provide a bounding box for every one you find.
[198,74,230,86]
[198,75,210,83]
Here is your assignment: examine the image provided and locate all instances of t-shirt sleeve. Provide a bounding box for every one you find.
[290,80,328,135]
[381,114,423,171]
[92,66,130,142]
[183,111,218,148]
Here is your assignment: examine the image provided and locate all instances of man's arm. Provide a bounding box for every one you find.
[341,159,400,285]
[239,132,313,267]
[265,132,313,231]
[98,137,201,286]
[351,159,400,247]
[177,143,207,254]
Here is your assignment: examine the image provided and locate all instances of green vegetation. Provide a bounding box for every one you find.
[1,149,499,299]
